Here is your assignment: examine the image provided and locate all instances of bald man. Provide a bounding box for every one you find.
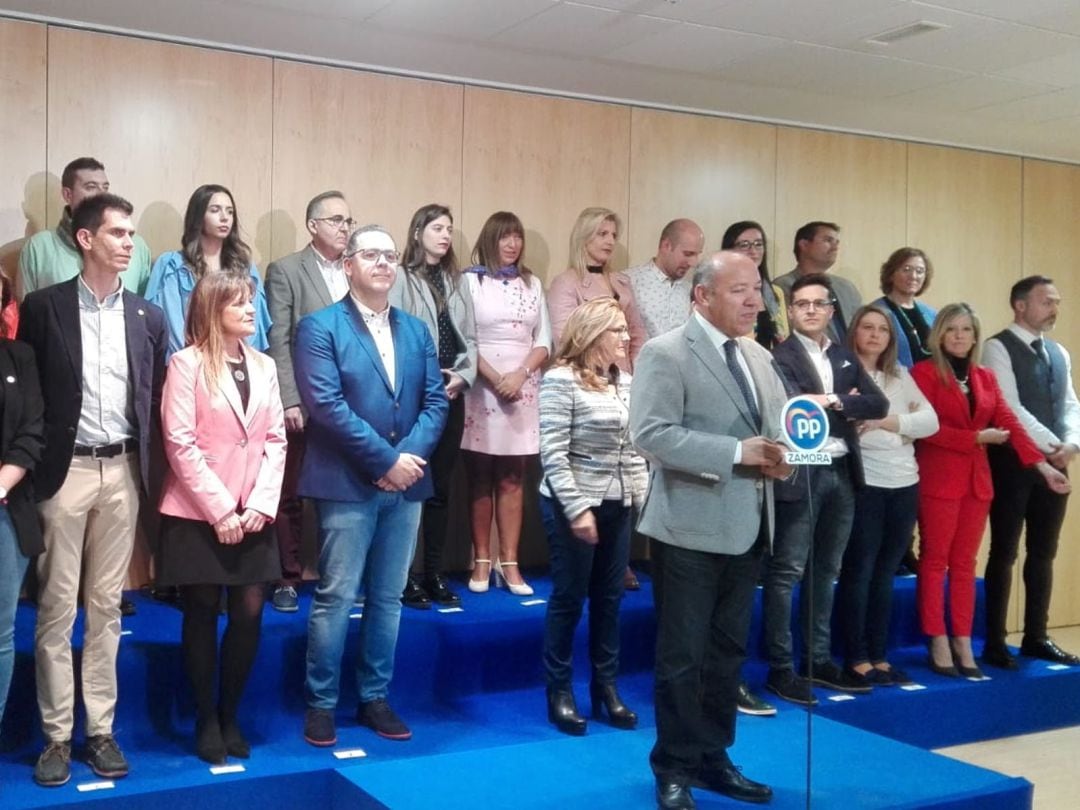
[624,219,705,340]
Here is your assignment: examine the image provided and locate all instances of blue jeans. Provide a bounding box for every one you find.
[0,507,29,725]
[540,496,631,689]
[764,463,855,670]
[305,495,421,709]
[838,483,919,664]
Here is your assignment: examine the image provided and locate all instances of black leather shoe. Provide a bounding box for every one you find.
[120,597,136,617]
[424,574,462,607]
[982,644,1018,670]
[589,682,637,729]
[400,576,432,610]
[694,763,772,804]
[1020,637,1080,665]
[546,688,586,735]
[656,778,696,809]
[927,656,960,677]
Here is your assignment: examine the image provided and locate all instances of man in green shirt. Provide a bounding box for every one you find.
[18,157,151,299]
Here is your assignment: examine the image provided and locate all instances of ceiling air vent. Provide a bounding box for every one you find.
[865,21,948,46]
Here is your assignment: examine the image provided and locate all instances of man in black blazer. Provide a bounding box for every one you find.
[763,274,887,706]
[18,193,166,787]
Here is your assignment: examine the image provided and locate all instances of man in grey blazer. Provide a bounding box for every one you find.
[265,191,353,612]
[631,251,790,809]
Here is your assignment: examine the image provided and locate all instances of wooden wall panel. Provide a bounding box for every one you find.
[1022,159,1080,627]
[776,128,908,301]
[46,29,273,267]
[461,88,631,283]
[627,108,776,264]
[271,61,464,260]
[0,19,47,285]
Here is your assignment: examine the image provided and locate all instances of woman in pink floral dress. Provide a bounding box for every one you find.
[462,212,551,596]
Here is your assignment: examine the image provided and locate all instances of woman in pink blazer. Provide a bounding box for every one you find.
[911,303,1068,679]
[158,273,286,765]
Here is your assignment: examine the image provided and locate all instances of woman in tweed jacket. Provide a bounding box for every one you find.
[538,298,648,736]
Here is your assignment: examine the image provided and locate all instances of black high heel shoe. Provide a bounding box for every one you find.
[590,682,637,729]
[546,688,587,735]
[195,715,227,765]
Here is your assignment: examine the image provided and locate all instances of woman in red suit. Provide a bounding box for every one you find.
[912,303,1069,679]
[158,273,287,764]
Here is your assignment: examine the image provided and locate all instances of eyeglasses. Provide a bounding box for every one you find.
[348,248,401,264]
[898,265,927,276]
[791,299,835,312]
[733,239,765,251]
[607,326,630,336]
[312,216,356,230]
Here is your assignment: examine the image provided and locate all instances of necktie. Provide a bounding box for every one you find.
[1032,338,1054,382]
[724,339,761,430]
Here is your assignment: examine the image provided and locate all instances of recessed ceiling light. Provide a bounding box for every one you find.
[866,21,948,46]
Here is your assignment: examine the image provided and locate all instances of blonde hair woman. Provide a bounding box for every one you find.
[539,298,647,734]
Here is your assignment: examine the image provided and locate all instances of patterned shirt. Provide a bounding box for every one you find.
[623,261,693,339]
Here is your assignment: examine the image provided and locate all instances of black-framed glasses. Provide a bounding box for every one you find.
[312,215,356,230]
[733,239,765,251]
[347,248,400,264]
[791,299,835,312]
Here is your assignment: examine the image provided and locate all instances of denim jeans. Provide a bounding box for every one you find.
[540,496,631,690]
[0,506,29,724]
[837,483,918,664]
[764,463,855,670]
[305,495,421,708]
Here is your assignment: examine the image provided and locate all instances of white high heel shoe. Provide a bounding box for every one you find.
[468,559,492,593]
[494,561,533,596]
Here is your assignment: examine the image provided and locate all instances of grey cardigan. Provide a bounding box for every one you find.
[538,365,648,520]
[388,265,478,387]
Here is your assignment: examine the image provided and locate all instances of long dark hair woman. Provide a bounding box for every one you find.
[539,298,647,735]
[145,184,272,360]
[389,204,478,608]
[721,220,787,350]
[157,272,286,764]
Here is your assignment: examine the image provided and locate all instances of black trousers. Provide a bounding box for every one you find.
[419,396,465,578]
[985,447,1069,646]
[649,534,764,781]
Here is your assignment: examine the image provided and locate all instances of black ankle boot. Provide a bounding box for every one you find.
[546,688,586,735]
[590,682,637,729]
[195,715,227,765]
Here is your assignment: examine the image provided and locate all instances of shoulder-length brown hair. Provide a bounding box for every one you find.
[847,304,900,380]
[185,272,257,392]
[880,247,934,296]
[928,302,981,383]
[568,207,621,280]
[471,211,534,287]
[553,298,625,392]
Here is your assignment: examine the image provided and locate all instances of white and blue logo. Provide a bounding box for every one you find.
[780,396,831,465]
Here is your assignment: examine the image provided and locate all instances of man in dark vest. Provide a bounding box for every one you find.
[982,275,1080,669]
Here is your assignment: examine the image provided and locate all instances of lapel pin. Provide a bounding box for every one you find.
[138,309,145,316]
[5,376,14,383]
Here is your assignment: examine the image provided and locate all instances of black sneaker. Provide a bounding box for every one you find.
[271,585,299,613]
[357,698,412,740]
[85,734,129,778]
[120,597,137,617]
[804,660,872,694]
[304,708,337,747]
[401,576,432,610]
[424,574,462,608]
[765,668,817,706]
[735,682,777,716]
[33,741,71,787]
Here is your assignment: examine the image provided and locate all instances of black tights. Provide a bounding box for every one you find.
[180,583,264,726]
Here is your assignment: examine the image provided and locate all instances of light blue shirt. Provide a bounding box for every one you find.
[76,276,135,446]
[144,250,271,361]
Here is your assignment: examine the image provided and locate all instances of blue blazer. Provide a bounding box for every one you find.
[294,297,448,502]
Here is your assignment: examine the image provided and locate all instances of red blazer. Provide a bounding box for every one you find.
[159,344,287,524]
[911,360,1042,501]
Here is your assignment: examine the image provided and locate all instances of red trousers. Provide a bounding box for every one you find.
[916,494,990,637]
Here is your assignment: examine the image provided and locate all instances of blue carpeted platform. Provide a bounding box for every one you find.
[0,572,1072,807]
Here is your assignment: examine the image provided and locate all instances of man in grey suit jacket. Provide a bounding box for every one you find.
[773,221,862,344]
[631,251,790,809]
[265,191,353,611]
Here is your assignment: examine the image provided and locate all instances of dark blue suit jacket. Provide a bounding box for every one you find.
[294,297,448,502]
[772,333,888,497]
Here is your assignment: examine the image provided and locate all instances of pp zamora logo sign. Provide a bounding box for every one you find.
[780,396,832,465]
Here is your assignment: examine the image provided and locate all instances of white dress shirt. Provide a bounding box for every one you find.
[693,310,758,463]
[793,330,847,457]
[314,246,349,302]
[76,275,136,446]
[351,295,395,392]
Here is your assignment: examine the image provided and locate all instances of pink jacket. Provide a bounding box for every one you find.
[546,268,648,371]
[159,344,287,525]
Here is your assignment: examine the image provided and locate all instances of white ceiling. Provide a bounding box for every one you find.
[5,0,1080,163]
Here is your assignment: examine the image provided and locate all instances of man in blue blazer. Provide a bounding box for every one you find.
[764,274,887,706]
[294,224,448,747]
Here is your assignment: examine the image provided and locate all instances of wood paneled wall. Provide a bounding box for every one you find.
[4,18,1080,626]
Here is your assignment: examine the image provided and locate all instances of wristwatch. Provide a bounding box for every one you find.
[826,393,841,410]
